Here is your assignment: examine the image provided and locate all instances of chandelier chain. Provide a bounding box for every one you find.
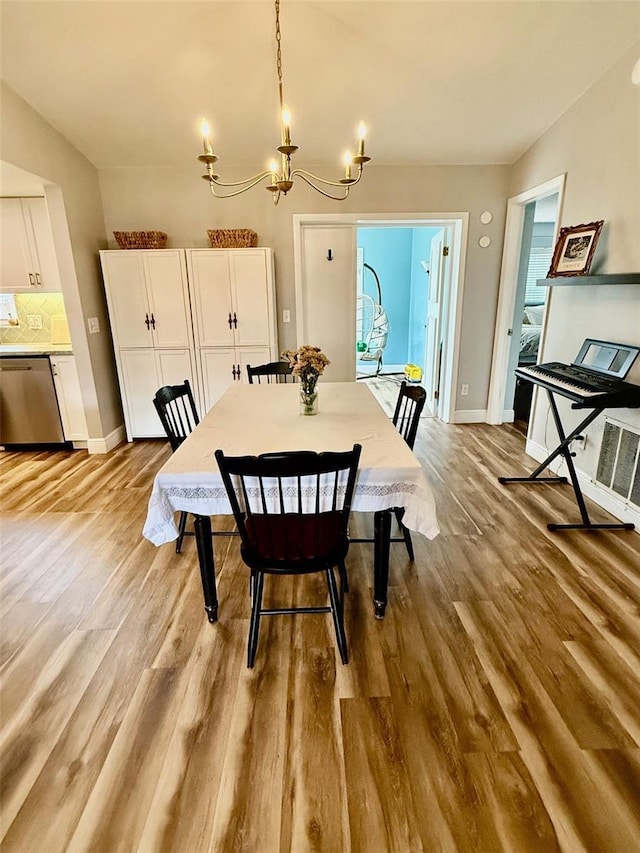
[275,0,284,112]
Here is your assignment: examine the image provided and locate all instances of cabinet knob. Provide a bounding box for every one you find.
[150,313,156,329]
[228,312,233,329]
[232,364,237,380]
[29,273,36,287]
[145,313,150,330]
[232,312,238,329]
[35,273,42,287]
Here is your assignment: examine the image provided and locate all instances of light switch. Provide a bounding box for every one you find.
[283,310,291,323]
[87,317,100,334]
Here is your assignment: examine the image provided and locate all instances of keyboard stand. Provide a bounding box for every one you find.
[499,389,635,532]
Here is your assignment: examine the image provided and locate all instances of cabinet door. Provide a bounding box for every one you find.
[0,198,35,291]
[188,251,234,347]
[101,253,153,348]
[199,348,237,413]
[50,355,88,440]
[119,348,195,438]
[237,347,273,384]
[230,251,272,347]
[144,251,192,348]
[22,198,62,291]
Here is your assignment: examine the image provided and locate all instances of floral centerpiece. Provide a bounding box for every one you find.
[282,345,330,415]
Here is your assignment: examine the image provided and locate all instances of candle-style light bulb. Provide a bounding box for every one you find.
[201,118,213,155]
[357,121,366,157]
[343,150,353,180]
[269,158,278,186]
[282,105,292,145]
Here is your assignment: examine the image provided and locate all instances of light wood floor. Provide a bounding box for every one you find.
[1,421,639,852]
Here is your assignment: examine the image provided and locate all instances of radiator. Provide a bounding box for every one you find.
[595,418,640,509]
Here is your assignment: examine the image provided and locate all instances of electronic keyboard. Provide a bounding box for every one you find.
[516,362,640,408]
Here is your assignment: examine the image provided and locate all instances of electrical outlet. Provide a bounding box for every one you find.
[573,434,587,450]
[87,317,100,334]
[282,310,291,323]
[27,314,43,329]
[461,383,469,396]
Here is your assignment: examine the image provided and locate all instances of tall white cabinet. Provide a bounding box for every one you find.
[100,247,277,439]
[187,249,277,410]
[100,249,196,439]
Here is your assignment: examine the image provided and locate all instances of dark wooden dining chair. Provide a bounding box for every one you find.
[391,381,426,559]
[351,380,426,560]
[215,444,362,668]
[153,380,199,552]
[246,360,294,384]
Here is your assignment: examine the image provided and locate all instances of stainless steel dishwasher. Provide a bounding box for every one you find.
[0,355,65,445]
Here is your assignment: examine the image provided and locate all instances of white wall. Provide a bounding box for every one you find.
[0,83,122,440]
[509,43,640,478]
[99,163,510,412]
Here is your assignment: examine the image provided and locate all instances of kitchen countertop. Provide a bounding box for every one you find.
[0,344,74,356]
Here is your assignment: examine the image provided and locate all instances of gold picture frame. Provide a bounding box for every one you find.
[547,220,604,277]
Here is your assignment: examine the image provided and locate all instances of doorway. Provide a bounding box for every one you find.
[486,175,565,426]
[293,213,468,424]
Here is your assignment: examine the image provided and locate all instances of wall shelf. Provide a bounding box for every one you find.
[537,272,640,287]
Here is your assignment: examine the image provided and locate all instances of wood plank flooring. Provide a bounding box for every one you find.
[1,421,639,852]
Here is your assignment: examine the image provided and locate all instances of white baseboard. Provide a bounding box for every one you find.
[525,438,640,529]
[87,424,126,455]
[502,408,515,423]
[454,409,487,424]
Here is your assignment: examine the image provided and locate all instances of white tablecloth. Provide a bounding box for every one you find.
[143,382,440,545]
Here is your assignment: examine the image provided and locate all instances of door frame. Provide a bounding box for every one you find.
[486,174,566,424]
[293,212,468,424]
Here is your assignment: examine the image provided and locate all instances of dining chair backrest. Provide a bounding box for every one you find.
[153,380,200,452]
[246,361,294,384]
[392,381,426,450]
[215,445,362,572]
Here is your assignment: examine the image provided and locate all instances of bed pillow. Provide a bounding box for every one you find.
[524,304,544,325]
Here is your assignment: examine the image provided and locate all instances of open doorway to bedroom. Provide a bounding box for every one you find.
[355,224,443,418]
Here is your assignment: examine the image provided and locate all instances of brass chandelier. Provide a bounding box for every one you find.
[198,0,370,203]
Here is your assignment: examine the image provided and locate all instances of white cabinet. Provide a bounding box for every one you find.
[0,198,62,292]
[187,249,277,411]
[100,247,277,436]
[119,349,195,438]
[100,251,192,349]
[199,345,272,411]
[50,355,89,442]
[100,250,197,440]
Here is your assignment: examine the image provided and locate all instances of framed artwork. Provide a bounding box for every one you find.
[547,220,604,277]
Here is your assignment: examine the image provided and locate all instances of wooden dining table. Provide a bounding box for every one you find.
[143,381,439,621]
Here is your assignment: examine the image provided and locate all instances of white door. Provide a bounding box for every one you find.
[0,198,36,291]
[297,225,356,382]
[102,253,152,348]
[50,355,88,440]
[144,251,192,348]
[119,349,162,437]
[188,251,234,348]
[230,251,272,347]
[423,229,446,414]
[199,348,237,412]
[237,346,273,384]
[21,198,62,291]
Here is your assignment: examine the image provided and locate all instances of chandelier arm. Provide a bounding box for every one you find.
[207,170,274,191]
[292,171,352,201]
[291,167,364,190]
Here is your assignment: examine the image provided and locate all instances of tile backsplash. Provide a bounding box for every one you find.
[0,292,71,345]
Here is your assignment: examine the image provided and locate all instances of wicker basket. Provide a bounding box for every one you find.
[113,231,168,249]
[207,229,258,249]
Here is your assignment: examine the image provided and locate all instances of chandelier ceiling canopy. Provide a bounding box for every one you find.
[197,0,370,204]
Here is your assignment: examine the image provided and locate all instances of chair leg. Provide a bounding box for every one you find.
[247,571,264,668]
[176,511,189,554]
[339,561,349,596]
[326,568,349,665]
[393,506,414,561]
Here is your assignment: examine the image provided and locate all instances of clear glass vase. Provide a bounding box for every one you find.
[300,386,318,415]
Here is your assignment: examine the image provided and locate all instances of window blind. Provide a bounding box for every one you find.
[525,248,552,305]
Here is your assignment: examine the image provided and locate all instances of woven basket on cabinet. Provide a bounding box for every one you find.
[207,229,258,248]
[113,231,168,249]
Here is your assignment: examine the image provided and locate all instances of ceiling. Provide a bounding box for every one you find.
[1,1,639,173]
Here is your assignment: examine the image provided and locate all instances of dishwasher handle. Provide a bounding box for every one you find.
[0,364,33,371]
